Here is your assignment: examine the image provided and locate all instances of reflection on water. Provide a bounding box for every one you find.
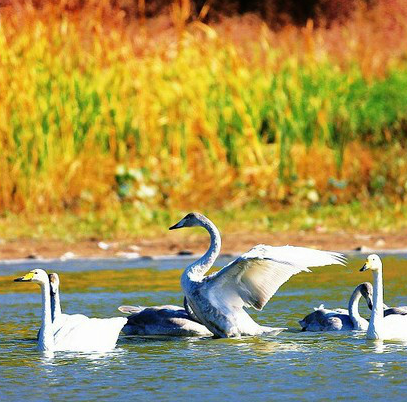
[1,255,407,401]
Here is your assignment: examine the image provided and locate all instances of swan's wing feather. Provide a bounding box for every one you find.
[332,308,348,314]
[126,306,190,324]
[118,305,146,314]
[209,245,346,310]
[384,306,407,317]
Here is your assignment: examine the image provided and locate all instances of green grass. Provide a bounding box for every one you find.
[1,202,406,242]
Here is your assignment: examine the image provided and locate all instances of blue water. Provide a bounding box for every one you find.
[1,255,407,401]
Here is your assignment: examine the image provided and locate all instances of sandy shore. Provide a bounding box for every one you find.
[1,230,406,261]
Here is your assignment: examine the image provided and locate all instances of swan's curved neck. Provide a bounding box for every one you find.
[50,288,62,322]
[368,269,384,337]
[39,281,55,351]
[348,287,368,329]
[183,219,221,282]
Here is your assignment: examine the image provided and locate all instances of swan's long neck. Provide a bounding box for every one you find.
[50,288,62,322]
[368,269,384,338]
[39,281,55,351]
[182,219,221,283]
[348,286,368,329]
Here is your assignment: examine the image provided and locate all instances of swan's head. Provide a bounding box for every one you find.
[48,273,60,294]
[359,282,374,309]
[14,269,49,285]
[169,212,208,230]
[360,254,383,272]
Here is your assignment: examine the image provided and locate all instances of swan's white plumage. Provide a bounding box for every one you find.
[52,316,128,352]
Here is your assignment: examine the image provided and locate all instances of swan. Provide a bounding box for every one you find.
[15,269,127,352]
[118,298,212,336]
[299,282,373,331]
[360,254,407,340]
[48,273,88,330]
[169,212,346,338]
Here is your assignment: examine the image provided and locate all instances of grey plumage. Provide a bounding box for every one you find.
[118,304,212,336]
[299,282,374,332]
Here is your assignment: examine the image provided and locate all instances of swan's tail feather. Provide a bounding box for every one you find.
[263,327,287,336]
[118,305,146,315]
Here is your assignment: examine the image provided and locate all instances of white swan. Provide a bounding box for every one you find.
[118,298,212,336]
[15,269,127,352]
[169,212,346,338]
[299,282,373,331]
[360,254,407,340]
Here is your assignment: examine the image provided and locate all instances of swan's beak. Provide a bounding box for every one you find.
[169,218,186,230]
[360,262,370,272]
[14,272,35,282]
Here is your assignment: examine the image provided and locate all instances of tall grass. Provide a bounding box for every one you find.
[1,1,407,222]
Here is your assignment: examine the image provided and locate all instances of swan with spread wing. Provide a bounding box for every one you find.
[169,213,346,338]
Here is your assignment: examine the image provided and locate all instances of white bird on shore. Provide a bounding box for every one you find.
[299,282,374,331]
[118,299,212,337]
[15,269,127,352]
[169,212,346,338]
[360,254,407,340]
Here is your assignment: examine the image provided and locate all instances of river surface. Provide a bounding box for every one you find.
[1,254,407,401]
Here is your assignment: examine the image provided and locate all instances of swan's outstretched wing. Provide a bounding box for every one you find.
[207,245,346,311]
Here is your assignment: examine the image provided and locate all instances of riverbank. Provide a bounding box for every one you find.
[1,229,406,261]
[1,203,406,260]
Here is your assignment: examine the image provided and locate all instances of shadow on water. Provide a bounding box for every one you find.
[1,254,407,401]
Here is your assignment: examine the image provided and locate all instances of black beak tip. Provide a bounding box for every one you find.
[14,278,23,282]
[168,225,176,230]
[360,265,367,272]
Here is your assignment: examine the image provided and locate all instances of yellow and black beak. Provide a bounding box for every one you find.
[14,272,35,282]
[360,261,370,272]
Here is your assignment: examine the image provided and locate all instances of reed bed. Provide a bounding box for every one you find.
[1,0,407,231]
